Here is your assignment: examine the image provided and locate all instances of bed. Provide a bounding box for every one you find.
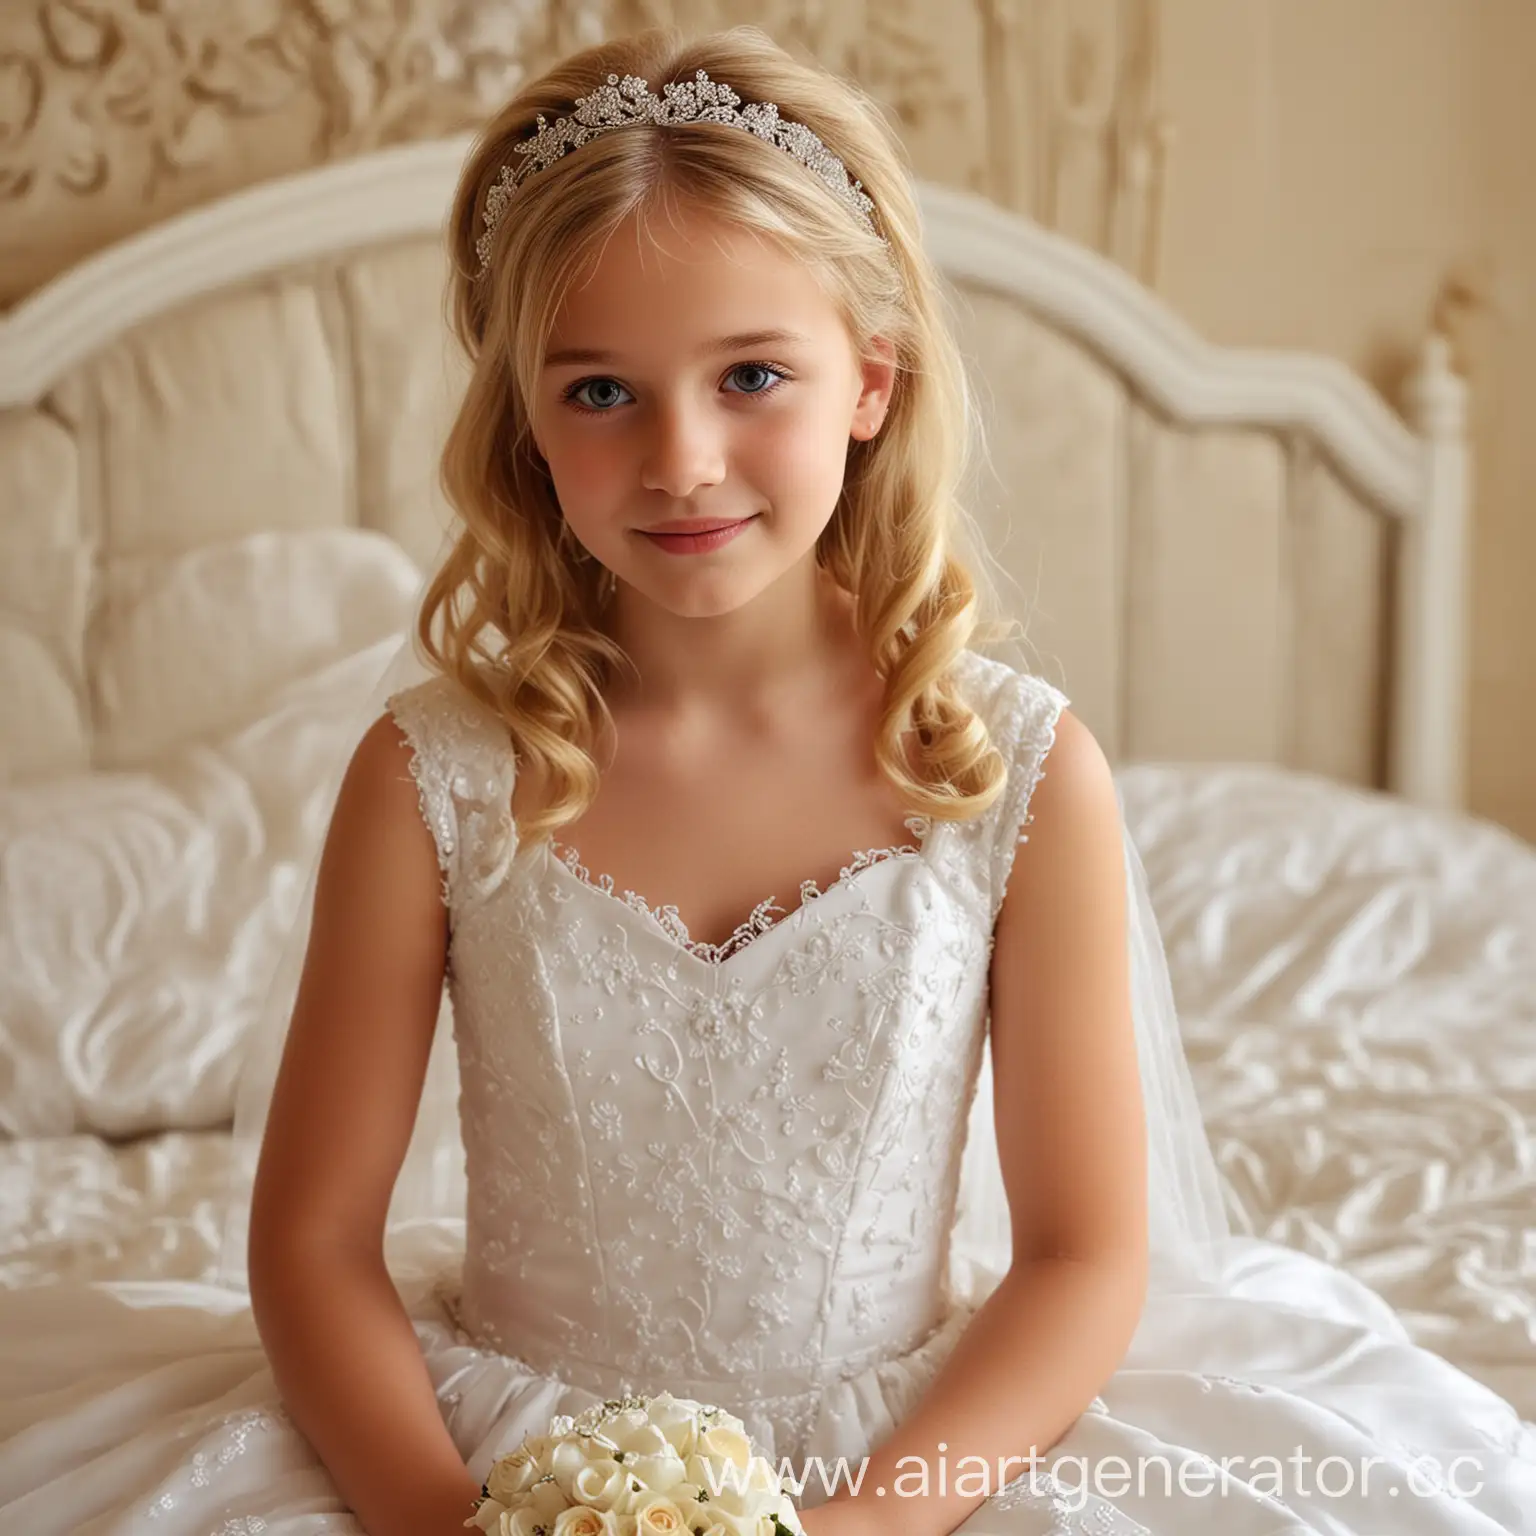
[1,136,1532,1432]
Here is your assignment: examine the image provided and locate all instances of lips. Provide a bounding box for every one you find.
[638,515,759,555]
[642,518,751,534]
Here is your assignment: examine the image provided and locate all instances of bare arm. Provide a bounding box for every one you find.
[811,707,1150,1536]
[248,713,481,1536]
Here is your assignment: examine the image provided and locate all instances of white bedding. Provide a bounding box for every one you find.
[3,760,1533,1421]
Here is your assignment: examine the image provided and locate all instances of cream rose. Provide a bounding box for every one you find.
[553,1506,618,1536]
[631,1493,689,1536]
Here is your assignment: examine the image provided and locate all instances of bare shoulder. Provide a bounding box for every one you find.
[317,710,442,872]
[1017,704,1122,860]
[345,709,429,809]
[993,703,1125,949]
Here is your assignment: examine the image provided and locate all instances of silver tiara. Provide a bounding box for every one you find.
[474,69,882,274]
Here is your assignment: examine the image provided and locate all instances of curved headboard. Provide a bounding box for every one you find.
[0,135,1470,809]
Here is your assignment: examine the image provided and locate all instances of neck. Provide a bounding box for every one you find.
[601,559,864,721]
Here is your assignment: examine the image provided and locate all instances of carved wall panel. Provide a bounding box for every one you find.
[0,0,1165,306]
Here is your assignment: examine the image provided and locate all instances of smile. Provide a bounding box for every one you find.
[638,516,760,555]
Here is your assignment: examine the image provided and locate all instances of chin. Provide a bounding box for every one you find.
[629,570,774,620]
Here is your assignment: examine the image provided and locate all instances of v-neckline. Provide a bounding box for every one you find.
[543,814,937,969]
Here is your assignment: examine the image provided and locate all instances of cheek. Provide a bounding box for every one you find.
[751,403,850,497]
[544,422,624,500]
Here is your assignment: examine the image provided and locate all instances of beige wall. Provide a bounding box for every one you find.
[1157,0,1535,840]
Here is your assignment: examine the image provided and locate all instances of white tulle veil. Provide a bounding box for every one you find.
[214,560,1234,1309]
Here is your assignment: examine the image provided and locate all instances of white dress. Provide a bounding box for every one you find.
[1,649,1533,1536]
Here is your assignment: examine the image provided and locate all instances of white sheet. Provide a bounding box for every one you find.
[1122,762,1536,1420]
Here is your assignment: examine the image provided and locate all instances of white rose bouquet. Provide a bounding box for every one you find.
[465,1393,806,1536]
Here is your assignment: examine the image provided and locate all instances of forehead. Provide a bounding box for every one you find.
[546,206,844,354]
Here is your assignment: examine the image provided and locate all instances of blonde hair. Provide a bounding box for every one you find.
[421,24,1023,847]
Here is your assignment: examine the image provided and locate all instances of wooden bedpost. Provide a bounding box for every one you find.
[1396,332,1471,811]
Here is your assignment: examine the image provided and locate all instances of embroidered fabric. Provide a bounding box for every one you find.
[382,653,1020,1448]
[544,820,933,967]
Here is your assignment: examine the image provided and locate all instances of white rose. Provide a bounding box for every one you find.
[743,1458,780,1495]
[711,1488,785,1535]
[468,1499,505,1534]
[553,1506,617,1536]
[505,1508,545,1536]
[708,1510,767,1536]
[605,1471,642,1519]
[612,1422,673,1459]
[488,1449,542,1504]
[699,1428,752,1472]
[620,1452,687,1496]
[528,1477,573,1522]
[631,1493,688,1536]
[572,1460,629,1512]
[700,1489,748,1522]
[551,1440,596,1496]
[515,1435,557,1479]
[613,1409,651,1438]
[647,1398,703,1458]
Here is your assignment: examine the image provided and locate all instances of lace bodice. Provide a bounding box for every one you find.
[387,649,1068,1460]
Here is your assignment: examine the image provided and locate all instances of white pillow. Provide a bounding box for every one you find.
[0,530,419,1137]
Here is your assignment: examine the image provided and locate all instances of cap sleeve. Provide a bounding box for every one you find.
[986,668,1071,926]
[386,675,519,914]
[948,650,1071,928]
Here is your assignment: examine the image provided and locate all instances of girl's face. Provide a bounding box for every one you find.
[529,204,894,620]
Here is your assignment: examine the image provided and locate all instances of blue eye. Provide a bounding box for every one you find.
[561,362,791,415]
[724,363,785,397]
[565,377,630,413]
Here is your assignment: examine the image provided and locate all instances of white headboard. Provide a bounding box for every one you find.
[0,135,1470,809]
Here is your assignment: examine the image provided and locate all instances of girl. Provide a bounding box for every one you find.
[2,23,1533,1536]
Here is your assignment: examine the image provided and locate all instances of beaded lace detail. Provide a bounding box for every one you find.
[546,814,934,965]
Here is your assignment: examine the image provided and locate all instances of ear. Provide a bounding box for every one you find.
[849,336,897,442]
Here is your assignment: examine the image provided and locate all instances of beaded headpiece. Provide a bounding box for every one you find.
[474,69,882,275]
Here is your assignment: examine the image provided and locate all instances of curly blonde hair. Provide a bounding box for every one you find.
[421,23,1023,847]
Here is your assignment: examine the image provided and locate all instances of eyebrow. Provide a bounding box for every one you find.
[542,328,815,369]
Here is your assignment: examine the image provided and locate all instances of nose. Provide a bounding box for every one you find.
[639,396,726,499]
